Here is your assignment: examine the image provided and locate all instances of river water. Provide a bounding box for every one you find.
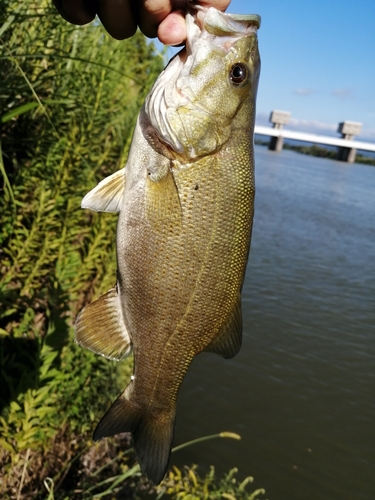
[173,145,375,500]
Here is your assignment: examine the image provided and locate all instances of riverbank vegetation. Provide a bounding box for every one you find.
[255,139,375,166]
[0,1,265,498]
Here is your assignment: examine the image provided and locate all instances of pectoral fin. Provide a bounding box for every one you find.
[205,296,242,359]
[75,287,131,361]
[81,168,126,213]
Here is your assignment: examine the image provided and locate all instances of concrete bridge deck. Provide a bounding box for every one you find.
[254,125,375,153]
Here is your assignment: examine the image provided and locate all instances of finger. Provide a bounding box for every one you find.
[97,0,137,39]
[157,11,186,46]
[156,1,230,46]
[53,0,96,25]
[138,0,174,39]
[197,0,230,11]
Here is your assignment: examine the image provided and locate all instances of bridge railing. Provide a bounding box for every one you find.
[254,111,375,163]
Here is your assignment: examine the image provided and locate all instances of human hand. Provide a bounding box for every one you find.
[52,0,231,44]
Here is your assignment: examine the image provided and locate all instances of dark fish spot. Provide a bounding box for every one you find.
[194,184,199,190]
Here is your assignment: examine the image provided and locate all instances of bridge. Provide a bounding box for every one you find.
[254,111,375,163]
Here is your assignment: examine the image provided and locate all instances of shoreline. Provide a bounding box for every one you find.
[255,139,375,166]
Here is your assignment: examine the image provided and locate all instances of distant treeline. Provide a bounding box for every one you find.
[255,139,375,166]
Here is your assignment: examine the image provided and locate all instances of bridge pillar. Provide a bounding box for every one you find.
[337,121,362,163]
[268,110,291,152]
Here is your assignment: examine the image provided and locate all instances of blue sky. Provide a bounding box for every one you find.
[228,0,375,140]
[165,0,375,141]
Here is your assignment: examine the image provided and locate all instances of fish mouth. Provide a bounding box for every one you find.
[192,5,261,37]
[143,51,188,157]
[144,6,260,160]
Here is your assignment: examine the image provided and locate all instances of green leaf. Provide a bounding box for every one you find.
[1,102,39,123]
[0,438,15,454]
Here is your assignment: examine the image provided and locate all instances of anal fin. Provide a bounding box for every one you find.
[205,295,243,359]
[75,287,131,361]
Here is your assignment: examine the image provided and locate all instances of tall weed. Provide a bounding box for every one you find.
[0,0,162,496]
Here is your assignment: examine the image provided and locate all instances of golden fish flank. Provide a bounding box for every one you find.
[75,5,261,485]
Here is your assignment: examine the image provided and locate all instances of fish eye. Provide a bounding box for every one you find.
[229,63,249,86]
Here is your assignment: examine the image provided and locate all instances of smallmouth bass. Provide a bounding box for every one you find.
[75,4,261,484]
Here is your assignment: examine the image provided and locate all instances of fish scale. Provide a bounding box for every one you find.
[75,4,260,484]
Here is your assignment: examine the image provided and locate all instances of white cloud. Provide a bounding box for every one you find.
[288,117,337,135]
[255,112,274,127]
[255,112,338,136]
[359,127,375,141]
[294,88,315,96]
[331,88,355,100]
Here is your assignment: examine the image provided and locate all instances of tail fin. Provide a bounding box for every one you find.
[93,389,175,484]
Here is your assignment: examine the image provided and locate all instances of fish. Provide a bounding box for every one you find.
[74,4,261,485]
